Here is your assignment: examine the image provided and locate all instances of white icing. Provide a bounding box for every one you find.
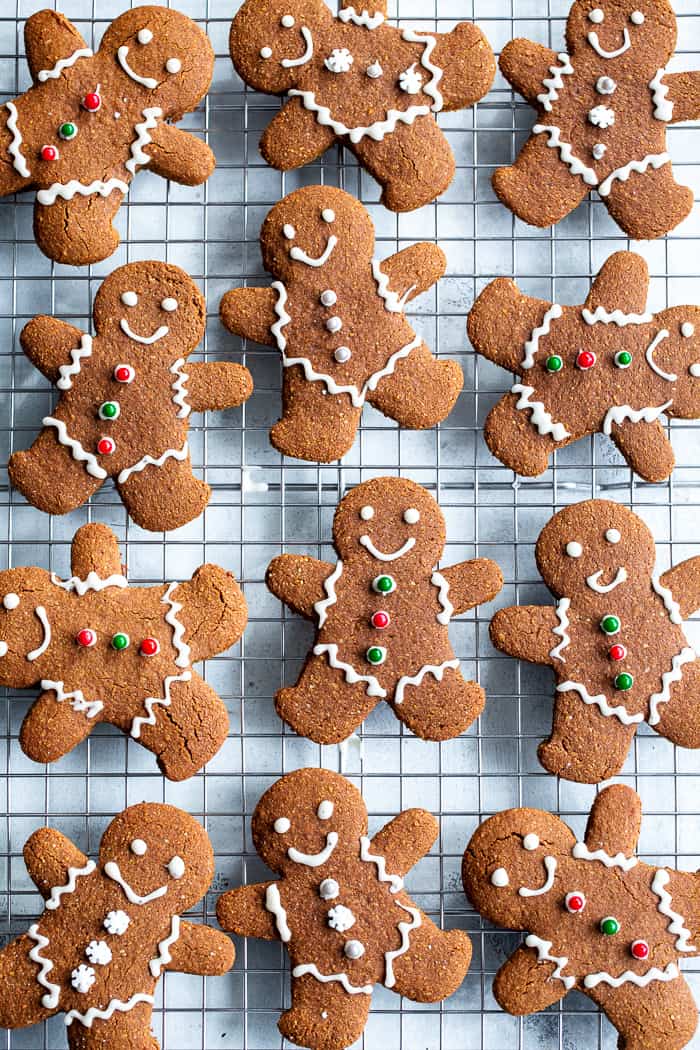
[572,842,638,870]
[359,836,404,892]
[65,993,155,1028]
[138,29,154,44]
[593,143,607,160]
[402,29,442,110]
[394,658,460,705]
[265,883,291,941]
[325,48,353,73]
[602,400,673,435]
[511,384,571,441]
[27,606,51,661]
[45,860,96,910]
[71,964,96,993]
[104,861,168,904]
[317,800,334,819]
[690,364,700,377]
[648,647,697,725]
[587,28,631,59]
[372,259,414,313]
[165,58,181,74]
[162,299,178,314]
[359,535,415,561]
[631,10,645,24]
[328,904,355,931]
[596,75,616,95]
[314,561,343,628]
[586,567,628,593]
[366,61,382,78]
[56,334,93,391]
[0,642,8,657]
[537,54,574,112]
[168,856,185,879]
[519,856,557,897]
[274,817,291,833]
[281,15,295,27]
[360,505,374,520]
[384,903,421,988]
[314,642,386,697]
[149,914,181,976]
[491,867,509,887]
[344,939,365,959]
[170,358,191,418]
[6,102,30,178]
[326,316,342,332]
[521,304,563,369]
[130,670,192,739]
[431,571,453,625]
[117,441,189,485]
[37,47,93,82]
[532,125,598,186]
[588,8,604,22]
[290,235,337,267]
[650,69,673,120]
[399,63,423,94]
[566,542,583,558]
[120,318,169,344]
[589,104,615,128]
[37,179,129,206]
[292,963,372,995]
[606,529,621,544]
[283,224,296,239]
[320,878,339,899]
[338,7,384,28]
[557,680,644,725]
[27,924,60,1008]
[582,307,653,326]
[86,940,112,966]
[50,572,127,595]
[288,832,338,867]
[125,107,162,175]
[584,962,679,990]
[42,679,103,719]
[523,833,540,851]
[117,46,158,88]
[525,934,575,990]
[321,289,337,306]
[682,322,695,338]
[598,153,670,197]
[161,581,190,668]
[2,593,19,609]
[652,869,696,951]
[645,330,677,382]
[281,26,313,68]
[104,910,130,935]
[652,576,683,624]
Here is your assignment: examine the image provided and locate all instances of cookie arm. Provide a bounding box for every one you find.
[22,826,89,897]
[20,316,88,384]
[145,124,216,186]
[659,557,700,618]
[369,809,438,877]
[220,287,277,347]
[186,362,254,412]
[489,605,559,666]
[377,244,446,303]
[439,558,503,615]
[584,783,642,858]
[260,97,337,170]
[493,945,569,1015]
[498,39,560,107]
[216,882,279,940]
[24,10,89,83]
[607,418,675,483]
[585,251,651,317]
[164,920,235,975]
[467,278,550,374]
[172,565,248,664]
[266,554,336,620]
[664,72,700,124]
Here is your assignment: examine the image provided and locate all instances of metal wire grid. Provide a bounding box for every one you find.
[0,0,700,1046]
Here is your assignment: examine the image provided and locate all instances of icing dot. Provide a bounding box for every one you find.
[3,593,19,610]
[320,878,340,899]
[59,122,77,141]
[121,291,138,307]
[681,322,695,338]
[596,76,616,95]
[403,508,420,524]
[283,224,296,240]
[98,401,120,420]
[366,60,383,78]
[137,28,153,44]
[577,350,597,370]
[0,642,8,657]
[491,867,509,887]
[593,143,607,161]
[344,940,365,959]
[274,817,291,834]
[322,209,335,223]
[320,290,337,307]
[281,14,295,26]
[168,855,185,879]
[566,541,583,558]
[130,839,148,855]
[360,505,374,520]
[165,58,181,74]
[609,643,627,661]
[691,364,700,378]
[588,8,604,22]
[523,833,540,851]
[605,528,621,544]
[565,891,586,913]
[630,10,645,24]
[317,800,334,820]
[161,297,178,312]
[326,317,342,333]
[260,46,273,58]
[546,354,563,373]
[97,436,116,456]
[334,346,352,363]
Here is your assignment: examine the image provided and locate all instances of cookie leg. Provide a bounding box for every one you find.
[134,670,229,781]
[603,163,694,240]
[366,342,462,428]
[117,453,210,532]
[392,666,484,741]
[67,1001,159,1050]
[279,973,371,1050]
[651,660,700,750]
[389,917,471,1001]
[20,688,97,765]
[588,973,697,1050]
[271,365,362,462]
[9,428,104,515]
[275,653,380,744]
[33,190,124,266]
[607,418,676,482]
[0,934,55,1027]
[492,135,590,228]
[538,688,637,783]
[484,393,562,476]
[351,117,455,212]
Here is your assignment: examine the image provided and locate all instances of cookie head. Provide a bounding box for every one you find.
[93,261,206,358]
[251,768,367,873]
[462,808,575,928]
[332,477,446,571]
[566,1,676,72]
[101,6,215,117]
[534,500,655,599]
[0,568,54,687]
[231,0,330,93]
[663,312,700,417]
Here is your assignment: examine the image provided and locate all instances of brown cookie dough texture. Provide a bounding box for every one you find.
[9,261,253,531]
[0,803,234,1048]
[229,0,495,211]
[0,521,247,780]
[220,186,462,462]
[266,475,503,742]
[217,768,471,1050]
[463,784,700,1050]
[468,252,700,481]
[0,7,215,265]
[494,0,700,238]
[489,499,700,784]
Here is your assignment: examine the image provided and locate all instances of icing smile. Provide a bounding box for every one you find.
[587,28,631,59]
[518,855,557,897]
[359,535,416,561]
[281,25,314,68]
[287,831,339,866]
[27,606,51,661]
[120,319,170,344]
[104,860,169,904]
[117,45,158,88]
[289,235,338,267]
[586,567,628,593]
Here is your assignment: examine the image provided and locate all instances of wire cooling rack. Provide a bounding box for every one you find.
[2,0,700,1046]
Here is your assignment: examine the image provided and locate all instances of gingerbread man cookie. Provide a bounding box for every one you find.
[463,785,700,1050]
[0,7,215,265]
[489,499,700,783]
[217,768,471,1050]
[220,186,462,462]
[0,521,247,780]
[229,0,494,212]
[0,803,234,1048]
[494,0,700,238]
[266,476,503,742]
[468,252,700,481]
[9,261,253,531]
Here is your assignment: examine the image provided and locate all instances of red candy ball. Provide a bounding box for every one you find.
[565,891,586,913]
[140,637,160,657]
[609,643,627,661]
[631,939,649,960]
[40,144,59,162]
[371,610,390,630]
[114,364,135,384]
[83,92,102,112]
[97,436,116,455]
[576,350,597,370]
[76,628,97,648]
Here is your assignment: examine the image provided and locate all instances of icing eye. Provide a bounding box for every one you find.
[522,833,540,851]
[121,291,138,307]
[2,593,19,610]
[167,856,185,879]
[0,642,7,658]
[130,839,147,856]
[137,28,153,44]
[260,46,273,58]
[281,14,295,26]
[566,541,583,558]
[317,800,334,819]
[682,322,695,338]
[165,58,181,74]
[630,10,644,23]
[322,208,335,223]
[588,8,604,22]
[283,224,296,240]
[691,364,700,377]
[274,817,291,833]
[360,505,374,520]
[403,508,420,525]
[605,528,621,544]
[161,297,178,312]
[491,867,509,887]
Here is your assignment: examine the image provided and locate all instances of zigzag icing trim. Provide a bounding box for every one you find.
[598,153,671,197]
[65,993,155,1028]
[170,358,191,418]
[37,178,129,206]
[314,561,343,628]
[512,384,571,441]
[56,334,93,391]
[557,679,644,725]
[602,401,673,436]
[549,597,571,662]
[583,962,679,989]
[572,841,638,870]
[522,304,563,369]
[314,642,386,697]
[648,646,697,725]
[537,53,574,112]
[292,963,372,995]
[525,934,575,989]
[652,575,683,624]
[650,69,673,121]
[162,581,191,668]
[130,670,192,739]
[532,125,598,186]
[117,441,189,485]
[431,571,453,625]
[289,89,431,143]
[582,306,653,326]
[50,572,127,595]
[372,259,414,312]
[126,107,162,175]
[149,914,181,976]
[43,416,107,478]
[337,6,385,28]
[652,869,696,951]
[394,658,460,704]
[42,679,103,719]
[6,101,30,177]
[27,923,61,1008]
[384,902,421,988]
[37,47,93,82]
[45,860,96,910]
[359,836,404,892]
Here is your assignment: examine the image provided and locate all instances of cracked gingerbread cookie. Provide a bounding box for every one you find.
[266,475,503,742]
[489,499,700,783]
[0,802,234,1048]
[1,521,247,780]
[463,784,700,1050]
[468,252,700,481]
[1,6,215,265]
[217,767,471,1050]
[229,0,495,211]
[494,0,700,238]
[9,260,253,531]
[220,185,462,462]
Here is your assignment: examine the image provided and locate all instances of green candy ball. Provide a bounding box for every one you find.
[614,672,634,691]
[545,355,563,373]
[600,614,621,635]
[600,916,620,936]
[111,632,129,651]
